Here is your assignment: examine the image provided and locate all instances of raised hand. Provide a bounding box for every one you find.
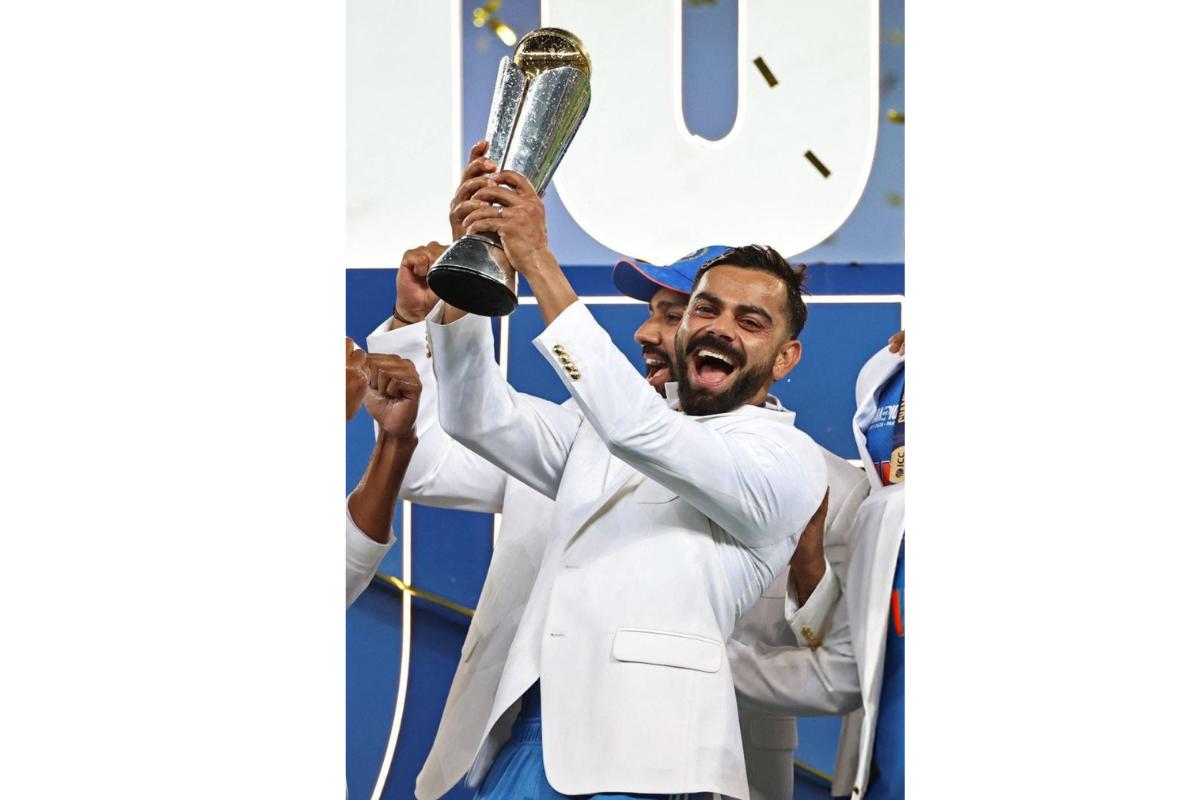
[364,354,422,438]
[346,336,368,421]
[888,330,905,356]
[449,139,499,239]
[394,241,447,326]
[456,170,551,276]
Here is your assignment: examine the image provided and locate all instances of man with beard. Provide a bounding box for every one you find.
[366,236,858,797]
[400,156,826,800]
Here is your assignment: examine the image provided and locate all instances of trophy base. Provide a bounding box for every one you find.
[427,235,519,317]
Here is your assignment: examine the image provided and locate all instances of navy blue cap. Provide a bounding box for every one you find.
[612,245,734,303]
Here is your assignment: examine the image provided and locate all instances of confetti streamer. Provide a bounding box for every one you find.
[886,192,903,208]
[753,56,779,87]
[804,150,830,178]
[688,0,718,5]
[887,109,905,124]
[886,29,904,45]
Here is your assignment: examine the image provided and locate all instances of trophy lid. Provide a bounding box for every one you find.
[513,28,590,78]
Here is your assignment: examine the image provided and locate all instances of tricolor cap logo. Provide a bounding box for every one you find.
[611,245,734,302]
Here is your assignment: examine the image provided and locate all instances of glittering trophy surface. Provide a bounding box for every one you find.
[427,28,591,316]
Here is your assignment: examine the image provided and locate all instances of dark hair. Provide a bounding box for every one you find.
[692,245,809,339]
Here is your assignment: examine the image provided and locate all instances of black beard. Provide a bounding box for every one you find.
[674,333,771,416]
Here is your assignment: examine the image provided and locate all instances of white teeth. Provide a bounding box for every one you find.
[645,357,665,367]
[697,349,733,366]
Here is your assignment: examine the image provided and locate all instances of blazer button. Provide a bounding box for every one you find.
[552,344,567,355]
[800,626,819,646]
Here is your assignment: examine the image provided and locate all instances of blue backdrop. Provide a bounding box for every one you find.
[348,1,903,797]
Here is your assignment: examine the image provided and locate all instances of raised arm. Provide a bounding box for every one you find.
[345,350,421,607]
[427,302,583,499]
[458,172,826,546]
[366,242,508,514]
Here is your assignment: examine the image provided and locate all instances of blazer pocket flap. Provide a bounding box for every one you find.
[612,628,722,673]
[746,714,799,751]
[634,481,679,504]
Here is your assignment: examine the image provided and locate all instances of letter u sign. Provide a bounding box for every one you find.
[545,0,879,262]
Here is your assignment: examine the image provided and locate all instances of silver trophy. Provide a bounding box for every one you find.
[427,28,592,316]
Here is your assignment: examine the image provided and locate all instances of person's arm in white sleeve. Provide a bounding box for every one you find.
[427,302,583,500]
[456,170,825,545]
[359,242,510,513]
[785,467,871,645]
[346,503,393,608]
[345,354,421,607]
[532,301,826,547]
[729,598,862,717]
[367,318,507,514]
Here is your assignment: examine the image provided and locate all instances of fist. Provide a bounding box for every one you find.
[346,337,368,421]
[888,330,905,356]
[395,242,447,325]
[364,354,422,438]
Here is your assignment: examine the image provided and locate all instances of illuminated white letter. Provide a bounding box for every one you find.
[347,0,461,266]
[543,0,878,262]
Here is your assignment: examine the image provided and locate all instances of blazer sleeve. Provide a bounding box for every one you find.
[366,319,507,513]
[781,466,871,645]
[728,597,862,717]
[532,301,827,547]
[427,304,584,500]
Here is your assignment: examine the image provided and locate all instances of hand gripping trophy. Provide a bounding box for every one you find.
[426,28,591,317]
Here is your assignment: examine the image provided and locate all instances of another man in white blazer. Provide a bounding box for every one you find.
[727,334,906,799]
[411,157,827,799]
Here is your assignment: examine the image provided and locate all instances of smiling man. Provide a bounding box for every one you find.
[404,158,830,800]
[673,246,807,416]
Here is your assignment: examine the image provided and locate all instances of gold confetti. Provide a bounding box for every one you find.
[489,18,517,46]
[473,1,517,46]
[472,0,501,27]
[886,109,905,124]
[886,29,904,45]
[804,150,831,178]
[753,56,778,87]
[886,192,903,207]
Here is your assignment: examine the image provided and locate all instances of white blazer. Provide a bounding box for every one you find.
[730,451,869,800]
[364,319,557,800]
[725,345,904,799]
[416,300,828,800]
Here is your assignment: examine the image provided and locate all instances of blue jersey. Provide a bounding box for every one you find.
[864,368,904,485]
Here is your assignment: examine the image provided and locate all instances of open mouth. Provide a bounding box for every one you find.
[689,347,737,391]
[642,348,671,388]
